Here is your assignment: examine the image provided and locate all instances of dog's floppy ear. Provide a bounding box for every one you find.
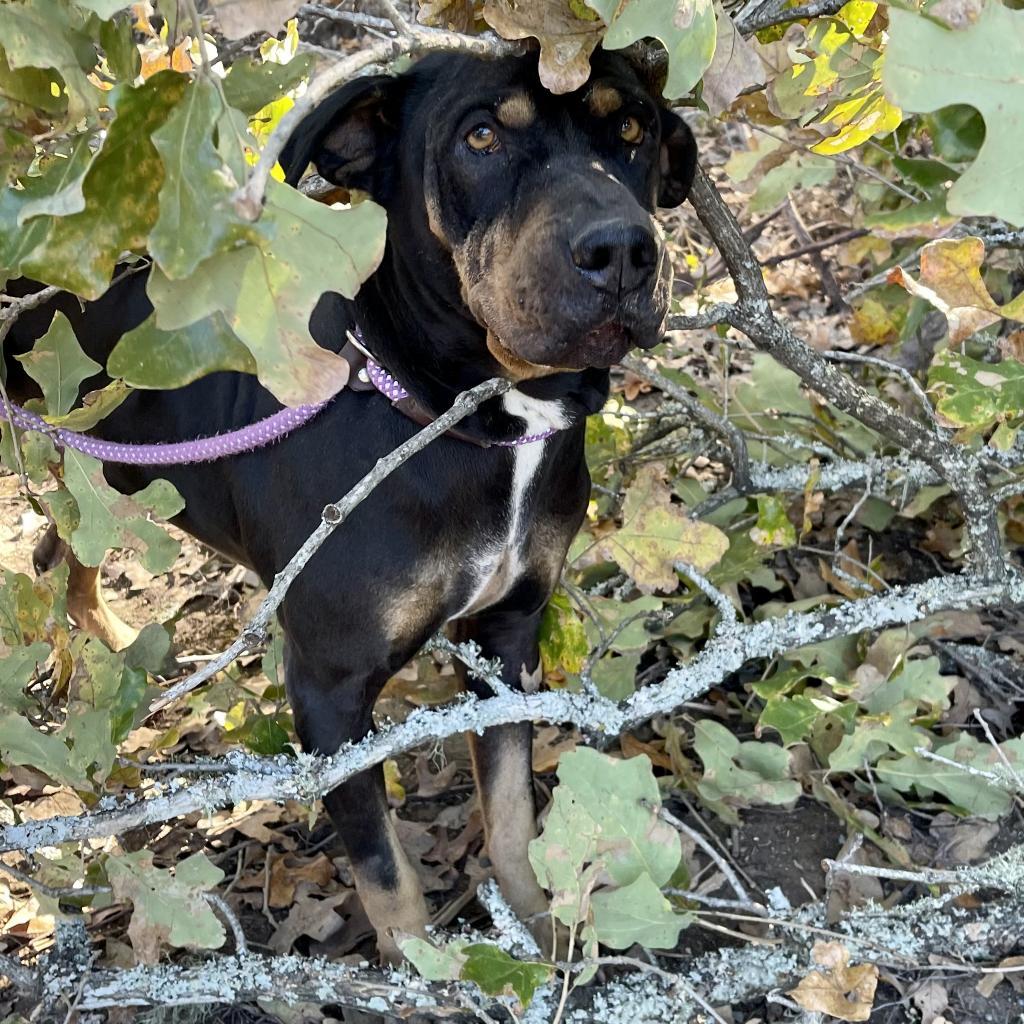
[657,106,697,208]
[280,74,401,195]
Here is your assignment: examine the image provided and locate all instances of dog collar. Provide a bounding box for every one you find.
[344,331,562,448]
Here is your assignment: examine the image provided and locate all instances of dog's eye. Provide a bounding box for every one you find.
[466,124,500,153]
[619,115,644,145]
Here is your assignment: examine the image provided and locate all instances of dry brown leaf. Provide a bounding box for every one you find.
[888,237,1024,345]
[140,39,193,80]
[702,4,763,116]
[532,725,579,772]
[268,852,335,908]
[789,941,879,1021]
[910,979,949,1024]
[210,0,297,38]
[415,755,459,797]
[269,890,354,954]
[483,0,603,94]
[620,733,672,770]
[418,0,478,31]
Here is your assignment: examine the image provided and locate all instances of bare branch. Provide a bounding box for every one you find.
[686,164,1006,580]
[7,571,1022,854]
[233,15,519,219]
[622,352,752,491]
[148,375,511,714]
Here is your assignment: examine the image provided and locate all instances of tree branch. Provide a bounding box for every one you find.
[6,571,1022,854]
[148,375,510,714]
[685,165,1006,581]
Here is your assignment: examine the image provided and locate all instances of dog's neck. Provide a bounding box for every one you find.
[342,235,610,445]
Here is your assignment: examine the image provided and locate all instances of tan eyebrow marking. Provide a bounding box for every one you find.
[588,84,624,117]
[496,93,536,128]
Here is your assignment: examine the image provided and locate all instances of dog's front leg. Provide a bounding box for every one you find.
[284,641,429,965]
[452,608,557,956]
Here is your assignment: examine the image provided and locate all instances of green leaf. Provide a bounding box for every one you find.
[0,0,99,121]
[18,72,188,297]
[586,0,718,99]
[0,139,94,279]
[884,4,1024,226]
[459,944,554,1006]
[749,495,797,548]
[150,78,253,280]
[694,719,800,820]
[589,651,641,701]
[828,700,931,772]
[77,0,133,17]
[556,747,680,887]
[147,182,386,407]
[99,16,141,81]
[222,54,315,115]
[62,451,184,571]
[860,657,955,714]
[0,642,51,712]
[108,312,257,389]
[0,713,83,786]
[876,735,1023,820]
[398,935,468,981]
[758,693,834,746]
[928,350,1024,432]
[15,311,100,416]
[589,873,687,950]
[234,712,291,755]
[598,464,728,594]
[107,850,225,962]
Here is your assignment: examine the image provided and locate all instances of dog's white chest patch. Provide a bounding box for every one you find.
[454,390,568,618]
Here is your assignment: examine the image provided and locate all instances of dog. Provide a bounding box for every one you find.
[5,48,696,963]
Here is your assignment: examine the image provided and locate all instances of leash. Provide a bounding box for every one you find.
[2,332,561,466]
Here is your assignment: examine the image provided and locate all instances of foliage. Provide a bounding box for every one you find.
[1,0,1024,1018]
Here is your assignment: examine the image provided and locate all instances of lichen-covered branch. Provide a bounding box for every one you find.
[6,571,1021,854]
[14,844,1024,1022]
[684,165,1007,581]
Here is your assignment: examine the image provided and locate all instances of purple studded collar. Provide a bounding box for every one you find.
[362,356,561,448]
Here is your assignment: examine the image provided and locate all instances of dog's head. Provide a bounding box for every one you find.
[282,50,696,376]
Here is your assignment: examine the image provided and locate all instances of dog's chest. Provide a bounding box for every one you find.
[455,392,570,618]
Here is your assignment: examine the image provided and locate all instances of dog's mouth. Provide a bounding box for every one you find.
[579,321,634,367]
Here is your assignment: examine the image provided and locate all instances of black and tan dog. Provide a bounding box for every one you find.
[6,49,695,961]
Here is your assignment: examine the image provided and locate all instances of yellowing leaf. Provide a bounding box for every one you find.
[789,941,879,1021]
[890,237,1024,344]
[599,465,728,593]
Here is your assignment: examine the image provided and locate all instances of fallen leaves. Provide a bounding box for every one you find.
[789,942,879,1021]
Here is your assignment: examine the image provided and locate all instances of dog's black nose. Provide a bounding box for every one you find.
[571,221,658,296]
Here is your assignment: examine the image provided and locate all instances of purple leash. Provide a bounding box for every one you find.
[1,399,328,466]
[1,355,559,467]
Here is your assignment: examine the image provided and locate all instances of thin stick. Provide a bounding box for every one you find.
[148,375,510,713]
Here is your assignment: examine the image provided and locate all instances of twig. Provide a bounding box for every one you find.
[0,860,110,899]
[912,746,1015,787]
[760,228,867,268]
[823,350,940,432]
[233,12,518,219]
[148,375,511,713]
[622,353,752,491]
[206,893,248,954]
[476,878,542,958]
[652,804,754,907]
[736,0,846,34]
[0,951,39,994]
[675,562,739,633]
[686,163,1006,581]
